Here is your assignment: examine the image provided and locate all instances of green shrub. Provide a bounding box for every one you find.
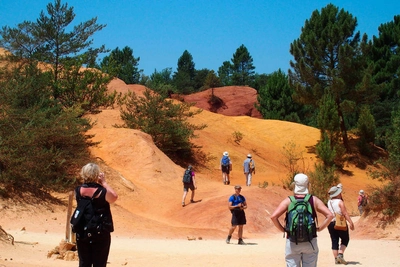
[308,164,339,203]
[118,88,207,163]
[281,141,308,188]
[232,131,244,145]
[258,181,269,188]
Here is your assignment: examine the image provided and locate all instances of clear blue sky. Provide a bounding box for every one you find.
[1,0,399,76]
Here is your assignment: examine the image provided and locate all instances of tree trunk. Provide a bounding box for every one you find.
[338,108,351,153]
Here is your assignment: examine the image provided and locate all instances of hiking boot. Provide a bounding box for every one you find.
[182,202,185,207]
[225,236,231,244]
[227,180,230,185]
[337,254,347,265]
[190,199,195,203]
[238,238,246,245]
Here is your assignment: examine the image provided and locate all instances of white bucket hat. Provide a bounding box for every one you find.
[223,151,229,156]
[292,173,309,195]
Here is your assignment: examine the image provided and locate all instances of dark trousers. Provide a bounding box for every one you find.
[328,221,350,250]
[77,233,111,267]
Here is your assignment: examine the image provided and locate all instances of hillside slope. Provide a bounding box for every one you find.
[81,78,393,239]
[1,78,398,242]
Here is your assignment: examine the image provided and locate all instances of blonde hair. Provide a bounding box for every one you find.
[80,163,100,183]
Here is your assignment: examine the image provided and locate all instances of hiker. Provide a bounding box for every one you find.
[182,165,197,207]
[221,151,232,185]
[357,189,367,215]
[226,185,247,245]
[270,173,333,267]
[243,154,255,186]
[327,185,355,265]
[75,163,118,267]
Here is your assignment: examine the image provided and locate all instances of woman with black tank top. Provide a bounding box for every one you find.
[74,163,118,267]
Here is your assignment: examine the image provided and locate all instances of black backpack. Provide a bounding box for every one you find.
[70,187,105,238]
[284,194,317,246]
[182,169,192,183]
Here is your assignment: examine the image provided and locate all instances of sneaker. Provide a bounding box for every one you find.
[337,254,347,265]
[238,238,246,245]
[227,180,230,185]
[190,200,195,203]
[335,257,339,264]
[182,202,185,207]
[225,236,231,244]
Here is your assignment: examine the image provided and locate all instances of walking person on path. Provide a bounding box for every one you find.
[270,173,333,267]
[221,151,232,185]
[74,163,118,267]
[226,185,247,245]
[357,189,368,215]
[243,154,255,186]
[327,184,355,265]
[182,165,197,207]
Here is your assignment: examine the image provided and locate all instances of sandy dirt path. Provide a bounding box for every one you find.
[1,226,399,267]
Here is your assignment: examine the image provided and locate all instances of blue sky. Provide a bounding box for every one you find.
[1,1,399,76]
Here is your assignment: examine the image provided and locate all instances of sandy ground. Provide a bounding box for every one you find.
[1,78,400,266]
[1,225,400,267]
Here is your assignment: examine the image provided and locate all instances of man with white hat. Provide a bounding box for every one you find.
[243,154,255,186]
[221,151,232,185]
[270,173,333,267]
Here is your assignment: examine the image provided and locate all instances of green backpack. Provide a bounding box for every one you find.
[284,194,317,246]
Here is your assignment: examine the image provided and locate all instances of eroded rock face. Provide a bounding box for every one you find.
[107,79,262,119]
[179,86,262,118]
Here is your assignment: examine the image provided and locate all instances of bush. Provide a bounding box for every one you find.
[0,64,93,196]
[308,164,339,203]
[208,94,224,112]
[118,88,207,163]
[366,109,400,222]
[232,131,244,145]
[281,141,308,189]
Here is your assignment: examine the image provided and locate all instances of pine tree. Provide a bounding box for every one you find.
[288,4,373,153]
[173,50,196,94]
[231,44,255,86]
[100,46,142,84]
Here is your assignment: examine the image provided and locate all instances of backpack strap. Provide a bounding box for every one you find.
[91,187,103,200]
[76,186,102,201]
[304,194,311,202]
[75,186,82,201]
